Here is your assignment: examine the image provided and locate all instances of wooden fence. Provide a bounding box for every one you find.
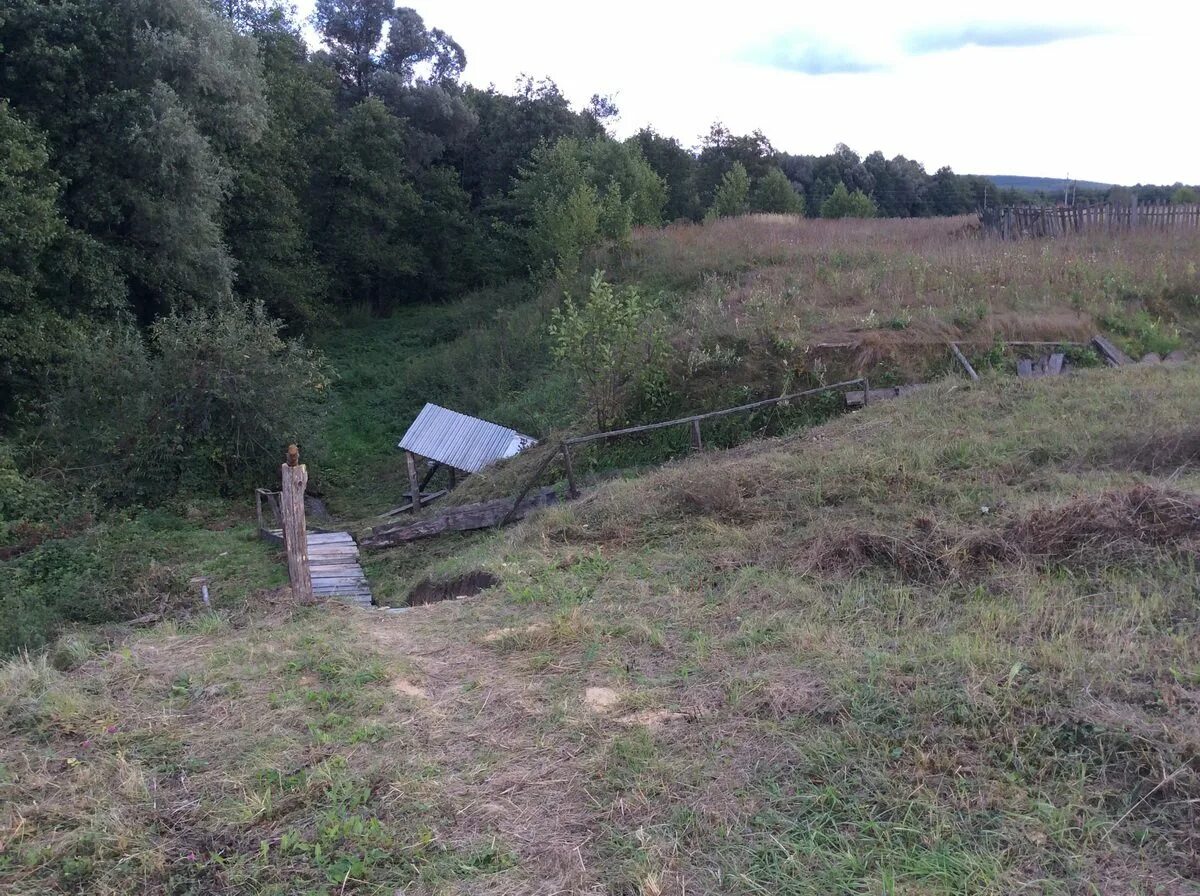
[980,202,1200,240]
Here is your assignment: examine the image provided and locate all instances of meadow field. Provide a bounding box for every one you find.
[3,216,1199,895]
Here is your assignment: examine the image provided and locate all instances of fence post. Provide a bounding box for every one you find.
[690,418,703,451]
[561,443,579,498]
[281,444,314,605]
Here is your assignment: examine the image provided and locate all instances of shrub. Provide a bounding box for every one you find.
[706,162,751,220]
[549,271,666,430]
[750,168,805,215]
[820,182,876,219]
[42,303,330,502]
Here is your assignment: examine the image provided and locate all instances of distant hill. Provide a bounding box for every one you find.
[983,175,1116,193]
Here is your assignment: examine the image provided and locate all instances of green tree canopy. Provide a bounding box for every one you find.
[750,168,805,215]
[820,181,877,219]
[706,162,751,220]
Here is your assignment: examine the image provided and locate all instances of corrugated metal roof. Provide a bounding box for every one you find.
[398,403,536,473]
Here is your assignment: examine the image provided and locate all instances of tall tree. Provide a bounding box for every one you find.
[312,99,423,310]
[0,0,267,320]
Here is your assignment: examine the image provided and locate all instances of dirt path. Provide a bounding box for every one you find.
[355,603,603,895]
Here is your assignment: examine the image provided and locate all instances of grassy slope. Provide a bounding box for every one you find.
[4,364,1198,894]
[318,216,1200,521]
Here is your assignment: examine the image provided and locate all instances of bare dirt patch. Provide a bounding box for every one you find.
[391,678,427,699]
[583,686,621,713]
[406,570,499,606]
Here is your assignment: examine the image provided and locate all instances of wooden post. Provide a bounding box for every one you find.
[861,378,870,406]
[405,450,421,514]
[948,342,980,381]
[561,443,579,498]
[281,446,314,605]
[690,418,703,451]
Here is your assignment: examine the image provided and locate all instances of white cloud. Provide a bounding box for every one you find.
[292,0,1200,183]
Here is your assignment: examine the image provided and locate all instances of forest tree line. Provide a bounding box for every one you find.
[3,0,1195,420]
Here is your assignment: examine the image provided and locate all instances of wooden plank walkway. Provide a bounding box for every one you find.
[267,529,373,608]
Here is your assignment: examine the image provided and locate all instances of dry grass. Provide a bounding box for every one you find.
[610,214,1200,385]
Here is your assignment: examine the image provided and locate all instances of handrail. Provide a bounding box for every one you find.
[500,378,868,526]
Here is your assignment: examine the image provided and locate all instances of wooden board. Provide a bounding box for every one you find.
[1092,335,1131,367]
[844,384,928,408]
[363,488,559,548]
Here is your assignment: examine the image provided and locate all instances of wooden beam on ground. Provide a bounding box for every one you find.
[948,342,979,381]
[363,487,559,548]
[379,489,448,518]
[564,378,867,448]
[844,384,928,408]
[1092,335,1131,367]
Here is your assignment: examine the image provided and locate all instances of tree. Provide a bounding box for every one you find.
[311,99,424,310]
[1170,185,1199,205]
[222,18,337,327]
[820,182,876,219]
[750,167,805,214]
[706,162,751,219]
[0,0,268,321]
[313,0,392,98]
[550,271,664,430]
[511,136,665,280]
[42,304,330,502]
[631,128,700,221]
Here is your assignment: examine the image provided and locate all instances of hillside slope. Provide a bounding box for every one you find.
[4,364,1198,894]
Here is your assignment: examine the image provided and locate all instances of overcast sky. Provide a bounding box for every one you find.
[293,0,1197,185]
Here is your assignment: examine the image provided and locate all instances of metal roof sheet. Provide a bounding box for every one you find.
[398,403,536,473]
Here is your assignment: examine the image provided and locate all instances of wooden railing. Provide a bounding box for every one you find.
[501,378,869,524]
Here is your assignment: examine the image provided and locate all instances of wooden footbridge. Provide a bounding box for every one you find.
[257,487,372,608]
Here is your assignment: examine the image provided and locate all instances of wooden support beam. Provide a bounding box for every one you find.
[561,443,579,498]
[948,342,980,381]
[280,447,314,605]
[418,461,442,492]
[690,418,703,450]
[405,450,421,515]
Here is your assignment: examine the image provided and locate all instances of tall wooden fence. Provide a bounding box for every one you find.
[980,202,1200,240]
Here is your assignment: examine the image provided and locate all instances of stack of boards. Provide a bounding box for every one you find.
[269,530,372,607]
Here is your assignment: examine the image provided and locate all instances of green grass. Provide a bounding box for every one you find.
[4,216,1200,893]
[4,364,1199,894]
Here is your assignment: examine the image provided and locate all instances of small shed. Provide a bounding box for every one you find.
[394,403,536,513]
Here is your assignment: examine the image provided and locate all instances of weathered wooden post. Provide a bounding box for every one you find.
[561,443,579,498]
[690,418,703,451]
[405,450,421,514]
[281,444,314,604]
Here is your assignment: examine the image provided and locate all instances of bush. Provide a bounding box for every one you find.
[42,303,330,502]
[706,162,751,220]
[750,168,805,215]
[549,271,666,430]
[820,182,876,219]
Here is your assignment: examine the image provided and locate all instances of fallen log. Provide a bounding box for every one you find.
[362,487,559,548]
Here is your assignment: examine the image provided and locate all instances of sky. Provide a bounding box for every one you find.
[292,0,1198,185]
